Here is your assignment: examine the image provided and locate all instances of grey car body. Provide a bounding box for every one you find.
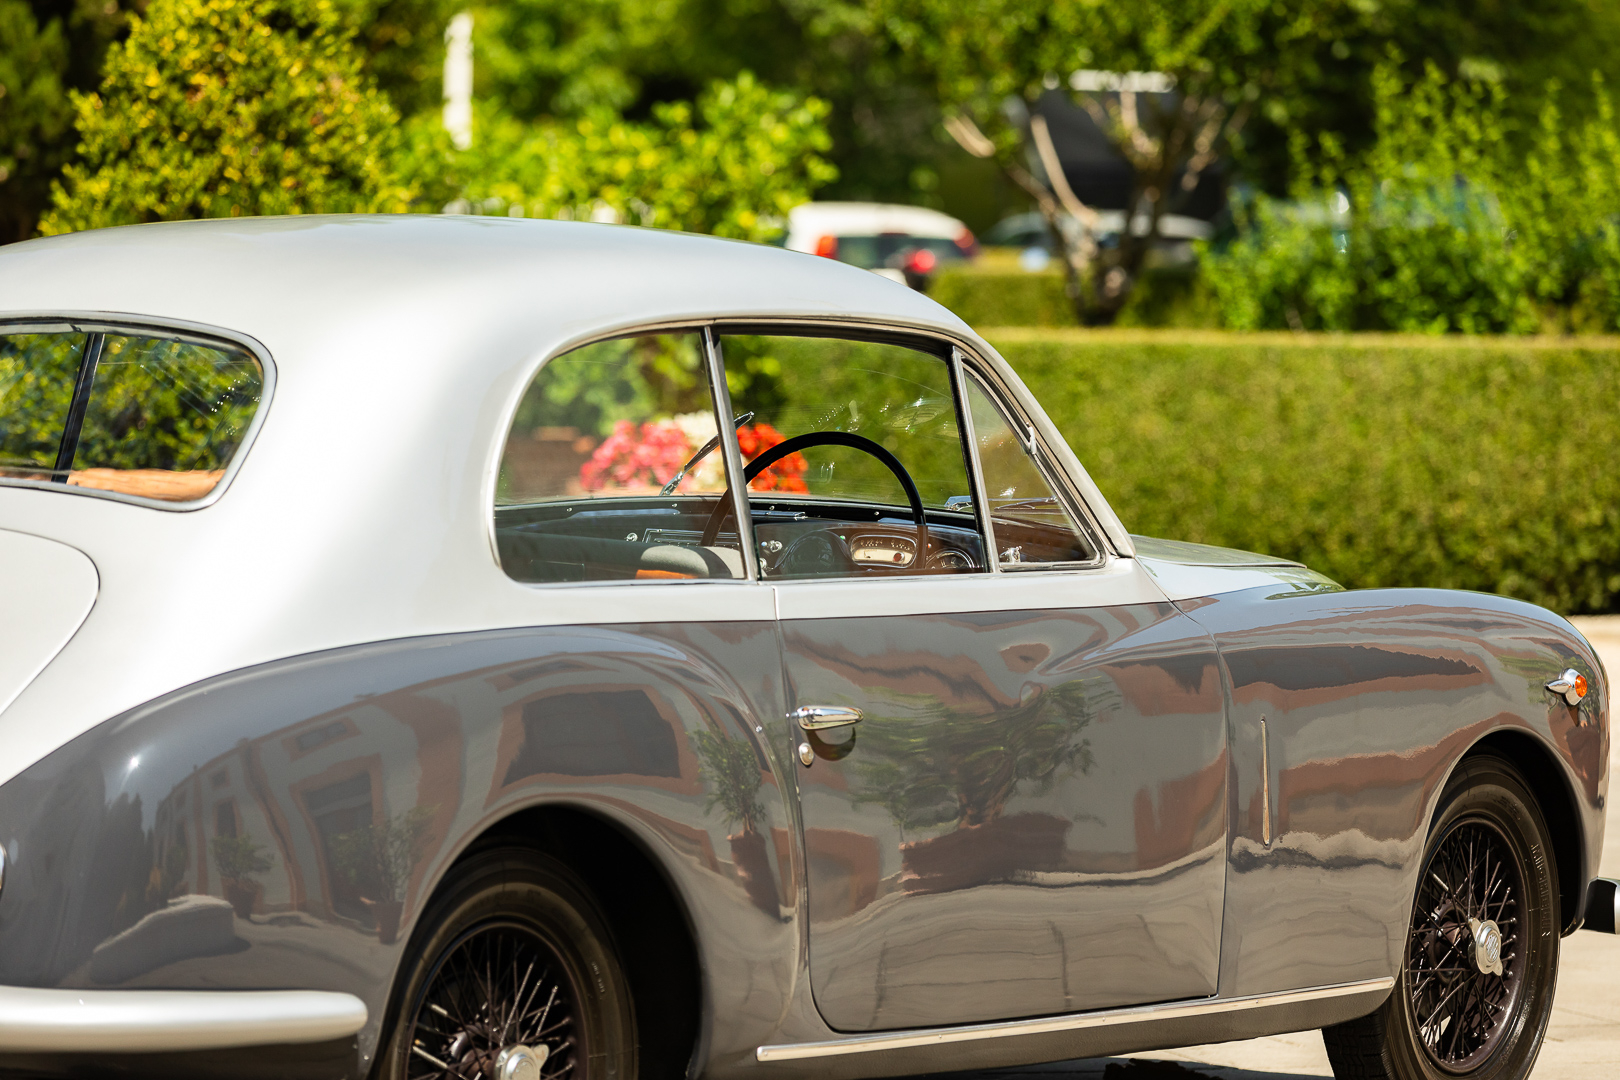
[0,216,1606,1080]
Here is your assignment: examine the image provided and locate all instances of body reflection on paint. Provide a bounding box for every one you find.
[784,602,1228,1031]
[0,622,795,1065]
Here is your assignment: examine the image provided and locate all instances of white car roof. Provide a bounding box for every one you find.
[784,202,968,252]
[0,215,1130,786]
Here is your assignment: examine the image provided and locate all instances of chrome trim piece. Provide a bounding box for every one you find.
[0,986,367,1052]
[704,327,761,581]
[951,347,999,572]
[1261,717,1272,847]
[754,978,1395,1062]
[0,312,277,513]
[1548,668,1587,706]
[792,706,863,731]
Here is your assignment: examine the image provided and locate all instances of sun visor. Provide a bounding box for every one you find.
[0,529,98,720]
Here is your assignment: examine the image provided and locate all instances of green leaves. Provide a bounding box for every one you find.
[397,71,835,242]
[40,0,412,233]
[1204,62,1620,334]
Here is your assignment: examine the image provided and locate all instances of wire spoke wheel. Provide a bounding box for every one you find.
[382,850,636,1080]
[1406,819,1525,1072]
[1321,754,1558,1080]
[406,920,582,1080]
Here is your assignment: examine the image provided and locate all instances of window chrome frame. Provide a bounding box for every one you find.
[954,354,1108,573]
[488,322,764,589]
[485,314,1121,588]
[0,312,276,513]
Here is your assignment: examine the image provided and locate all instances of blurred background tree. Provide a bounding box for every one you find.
[41,0,411,232]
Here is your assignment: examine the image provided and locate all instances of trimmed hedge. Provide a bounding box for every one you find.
[982,329,1620,615]
[930,265,1077,328]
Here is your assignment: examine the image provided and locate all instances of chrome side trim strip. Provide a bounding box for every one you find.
[0,986,368,1053]
[755,978,1395,1062]
[1261,717,1272,847]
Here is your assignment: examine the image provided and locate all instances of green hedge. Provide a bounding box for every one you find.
[982,329,1620,615]
[930,265,1078,328]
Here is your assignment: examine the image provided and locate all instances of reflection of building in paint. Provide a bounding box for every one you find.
[146,697,462,931]
[139,646,787,930]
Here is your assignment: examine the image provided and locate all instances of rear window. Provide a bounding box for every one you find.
[0,325,264,504]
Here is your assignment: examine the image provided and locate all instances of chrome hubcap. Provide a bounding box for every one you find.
[496,1044,550,1080]
[1468,917,1504,976]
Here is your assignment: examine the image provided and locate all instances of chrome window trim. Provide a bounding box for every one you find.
[704,326,761,580]
[484,314,1123,584]
[0,311,276,513]
[0,985,367,1052]
[755,977,1396,1062]
[950,346,1000,573]
[956,362,1108,573]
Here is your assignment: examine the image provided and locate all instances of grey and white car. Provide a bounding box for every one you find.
[0,216,1612,1080]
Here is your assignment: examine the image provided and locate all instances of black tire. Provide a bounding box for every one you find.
[376,847,638,1080]
[1322,753,1559,1080]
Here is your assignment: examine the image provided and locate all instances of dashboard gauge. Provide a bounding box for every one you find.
[850,533,916,567]
[926,549,977,571]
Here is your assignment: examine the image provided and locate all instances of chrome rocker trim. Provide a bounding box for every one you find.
[756,977,1396,1062]
[0,986,368,1053]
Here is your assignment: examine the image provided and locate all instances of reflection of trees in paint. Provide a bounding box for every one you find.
[329,806,435,905]
[691,731,764,833]
[853,682,1101,837]
[691,730,780,914]
[329,806,436,944]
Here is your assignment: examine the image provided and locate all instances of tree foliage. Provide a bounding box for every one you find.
[1205,62,1620,333]
[40,0,411,234]
[399,71,835,242]
[468,0,929,205]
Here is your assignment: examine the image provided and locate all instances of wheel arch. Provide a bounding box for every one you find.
[1454,728,1586,934]
[383,800,706,1080]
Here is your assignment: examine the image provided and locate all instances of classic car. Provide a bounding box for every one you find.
[0,215,1611,1080]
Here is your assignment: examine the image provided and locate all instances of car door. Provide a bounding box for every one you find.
[717,330,1229,1032]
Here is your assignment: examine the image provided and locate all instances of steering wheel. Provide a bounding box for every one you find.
[700,431,929,566]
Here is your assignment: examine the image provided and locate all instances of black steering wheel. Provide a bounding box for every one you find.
[700,431,929,565]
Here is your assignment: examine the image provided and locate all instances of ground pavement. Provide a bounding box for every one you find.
[925,616,1620,1080]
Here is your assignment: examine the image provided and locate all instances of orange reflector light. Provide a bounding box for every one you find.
[1575,673,1588,699]
[814,235,838,258]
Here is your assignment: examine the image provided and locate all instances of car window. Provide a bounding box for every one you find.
[494,332,744,584]
[963,374,1096,567]
[0,332,86,483]
[718,333,986,580]
[0,327,262,503]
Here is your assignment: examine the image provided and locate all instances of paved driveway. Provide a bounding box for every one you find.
[930,617,1620,1080]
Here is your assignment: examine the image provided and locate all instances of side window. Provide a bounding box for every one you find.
[1,327,262,502]
[963,374,1097,567]
[718,333,986,579]
[0,332,85,483]
[494,333,742,583]
[71,335,263,501]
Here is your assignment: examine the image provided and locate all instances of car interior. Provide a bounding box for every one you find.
[492,328,1095,584]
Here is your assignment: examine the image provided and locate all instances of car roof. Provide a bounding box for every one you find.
[0,215,973,356]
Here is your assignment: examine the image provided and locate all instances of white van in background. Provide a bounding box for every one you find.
[783,202,978,289]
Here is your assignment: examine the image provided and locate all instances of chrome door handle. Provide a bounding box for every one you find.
[791,706,863,731]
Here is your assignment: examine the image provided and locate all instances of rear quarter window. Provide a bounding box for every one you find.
[0,324,265,505]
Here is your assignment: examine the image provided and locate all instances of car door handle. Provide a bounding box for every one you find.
[791,706,863,731]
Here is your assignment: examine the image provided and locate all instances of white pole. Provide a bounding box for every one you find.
[443,13,473,150]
